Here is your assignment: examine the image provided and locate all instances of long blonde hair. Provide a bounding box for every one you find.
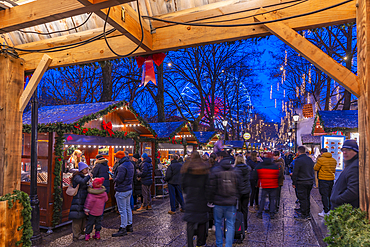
[234,155,245,166]
[71,150,82,167]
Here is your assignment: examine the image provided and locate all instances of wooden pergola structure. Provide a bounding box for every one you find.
[0,0,369,214]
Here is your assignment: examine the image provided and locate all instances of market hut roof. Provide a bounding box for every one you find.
[224,140,244,149]
[194,131,217,144]
[301,134,321,145]
[23,101,119,124]
[314,110,358,132]
[148,121,186,139]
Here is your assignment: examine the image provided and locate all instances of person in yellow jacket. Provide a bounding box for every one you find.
[314,148,337,217]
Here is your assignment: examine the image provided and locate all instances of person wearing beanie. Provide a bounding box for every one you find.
[84,178,108,241]
[69,162,91,241]
[112,151,134,237]
[92,154,110,194]
[136,153,153,211]
[132,154,142,210]
[330,140,359,210]
[314,148,337,217]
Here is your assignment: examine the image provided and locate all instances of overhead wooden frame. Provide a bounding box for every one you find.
[254,9,360,97]
[19,0,356,72]
[0,0,132,33]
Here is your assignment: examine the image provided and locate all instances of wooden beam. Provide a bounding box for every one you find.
[19,54,52,112]
[357,0,370,217]
[95,4,153,51]
[0,54,24,196]
[254,10,360,97]
[20,0,355,71]
[0,0,132,33]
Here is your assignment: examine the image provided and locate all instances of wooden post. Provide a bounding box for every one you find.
[357,0,370,216]
[0,54,24,196]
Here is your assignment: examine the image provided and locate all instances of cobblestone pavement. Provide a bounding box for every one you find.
[37,176,321,247]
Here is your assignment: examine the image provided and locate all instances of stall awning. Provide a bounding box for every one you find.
[64,134,134,146]
[194,131,217,144]
[158,143,184,150]
[224,140,244,149]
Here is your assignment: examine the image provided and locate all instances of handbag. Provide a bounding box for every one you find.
[66,184,79,196]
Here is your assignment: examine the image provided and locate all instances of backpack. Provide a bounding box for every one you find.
[218,169,237,197]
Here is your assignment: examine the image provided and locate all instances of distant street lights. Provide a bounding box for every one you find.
[222,120,228,141]
[293,112,299,153]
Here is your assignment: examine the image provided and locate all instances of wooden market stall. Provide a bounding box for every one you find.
[20,100,155,229]
[148,121,198,163]
[194,131,218,154]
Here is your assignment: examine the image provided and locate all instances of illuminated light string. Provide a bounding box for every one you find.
[270,85,273,99]
[275,99,277,108]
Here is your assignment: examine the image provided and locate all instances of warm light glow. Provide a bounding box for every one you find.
[293,112,299,122]
[222,120,228,127]
[99,117,103,121]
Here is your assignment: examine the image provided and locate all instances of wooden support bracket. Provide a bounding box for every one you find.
[254,9,360,97]
[19,54,52,112]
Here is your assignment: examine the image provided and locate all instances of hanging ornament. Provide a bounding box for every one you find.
[135,53,166,87]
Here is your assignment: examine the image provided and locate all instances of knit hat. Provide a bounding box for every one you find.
[133,153,140,159]
[320,148,328,153]
[115,151,126,159]
[78,162,88,172]
[96,154,104,160]
[93,177,104,188]
[341,139,359,153]
[142,153,149,159]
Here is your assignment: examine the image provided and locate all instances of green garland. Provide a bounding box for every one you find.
[0,190,32,246]
[52,133,64,227]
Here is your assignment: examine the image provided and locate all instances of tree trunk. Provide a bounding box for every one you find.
[156,63,165,122]
[324,76,331,111]
[99,62,113,102]
[343,25,353,110]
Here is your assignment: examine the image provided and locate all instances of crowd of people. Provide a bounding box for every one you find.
[66,139,360,247]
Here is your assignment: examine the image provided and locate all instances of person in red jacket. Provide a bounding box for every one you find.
[84,177,108,241]
[255,153,280,219]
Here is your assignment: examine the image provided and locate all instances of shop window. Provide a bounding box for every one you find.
[21,158,48,184]
[22,133,49,157]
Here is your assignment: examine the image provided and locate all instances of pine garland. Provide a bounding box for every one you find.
[52,133,64,227]
[0,190,32,246]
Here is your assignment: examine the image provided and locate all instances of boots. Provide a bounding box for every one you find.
[93,231,101,240]
[146,205,152,210]
[112,227,127,237]
[137,205,146,211]
[85,234,91,241]
[126,224,133,232]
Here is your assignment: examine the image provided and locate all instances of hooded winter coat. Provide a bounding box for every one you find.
[314,152,337,181]
[207,156,244,206]
[181,156,210,223]
[256,158,280,189]
[330,154,359,209]
[114,157,134,192]
[165,160,182,185]
[235,162,251,195]
[133,160,142,196]
[137,157,153,186]
[92,158,110,193]
[68,173,91,220]
[84,186,108,216]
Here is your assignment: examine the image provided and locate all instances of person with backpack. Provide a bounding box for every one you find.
[207,151,244,247]
[234,154,251,232]
[165,153,185,214]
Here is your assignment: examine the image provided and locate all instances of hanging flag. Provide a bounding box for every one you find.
[135,53,166,87]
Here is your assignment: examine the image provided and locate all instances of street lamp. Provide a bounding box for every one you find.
[293,112,299,153]
[222,120,228,141]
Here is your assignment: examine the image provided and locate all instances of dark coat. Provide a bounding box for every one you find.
[137,157,153,186]
[207,156,244,206]
[247,157,259,180]
[114,157,134,192]
[331,155,359,209]
[292,154,315,185]
[133,160,142,196]
[68,173,91,220]
[235,163,251,195]
[165,160,182,185]
[92,158,110,193]
[273,157,285,186]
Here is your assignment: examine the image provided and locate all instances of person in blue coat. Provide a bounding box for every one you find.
[69,162,91,241]
[136,153,153,211]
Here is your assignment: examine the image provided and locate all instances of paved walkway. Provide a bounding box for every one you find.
[37,176,322,247]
